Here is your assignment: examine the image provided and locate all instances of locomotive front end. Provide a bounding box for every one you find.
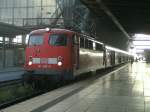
[24,28,73,84]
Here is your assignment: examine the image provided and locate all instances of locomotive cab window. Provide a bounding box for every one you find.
[28,35,44,46]
[49,34,67,46]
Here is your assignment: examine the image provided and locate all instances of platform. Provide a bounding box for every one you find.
[1,62,150,112]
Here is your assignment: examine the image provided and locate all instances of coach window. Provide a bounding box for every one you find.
[28,35,43,46]
[85,38,88,49]
[80,36,84,48]
[96,43,103,51]
[49,34,67,46]
[88,40,93,50]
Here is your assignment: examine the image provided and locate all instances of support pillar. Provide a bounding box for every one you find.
[2,37,5,68]
[22,35,26,45]
[12,36,17,66]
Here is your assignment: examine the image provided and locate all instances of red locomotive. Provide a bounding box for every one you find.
[24,28,131,85]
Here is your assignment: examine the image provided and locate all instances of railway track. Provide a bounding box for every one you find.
[0,89,44,109]
[0,63,127,110]
[0,80,64,110]
[0,79,22,88]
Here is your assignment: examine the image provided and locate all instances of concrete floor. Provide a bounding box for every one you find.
[43,62,149,112]
[2,62,150,112]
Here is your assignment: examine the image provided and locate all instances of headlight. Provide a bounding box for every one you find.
[28,61,33,66]
[57,61,62,66]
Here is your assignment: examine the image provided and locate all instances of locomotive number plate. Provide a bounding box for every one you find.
[40,58,48,64]
[48,58,57,64]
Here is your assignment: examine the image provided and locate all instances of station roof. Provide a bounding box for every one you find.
[0,22,30,37]
[80,0,150,35]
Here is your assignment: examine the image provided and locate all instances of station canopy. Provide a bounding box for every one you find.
[0,22,29,37]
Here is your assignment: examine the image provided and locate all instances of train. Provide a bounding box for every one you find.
[23,28,132,86]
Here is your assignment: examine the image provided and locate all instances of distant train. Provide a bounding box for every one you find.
[24,28,132,86]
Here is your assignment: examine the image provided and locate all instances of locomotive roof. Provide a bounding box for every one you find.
[30,28,74,35]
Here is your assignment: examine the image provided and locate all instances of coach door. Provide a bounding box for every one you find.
[73,34,79,70]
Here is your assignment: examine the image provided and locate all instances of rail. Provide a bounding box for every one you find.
[0,79,22,88]
[0,63,127,110]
